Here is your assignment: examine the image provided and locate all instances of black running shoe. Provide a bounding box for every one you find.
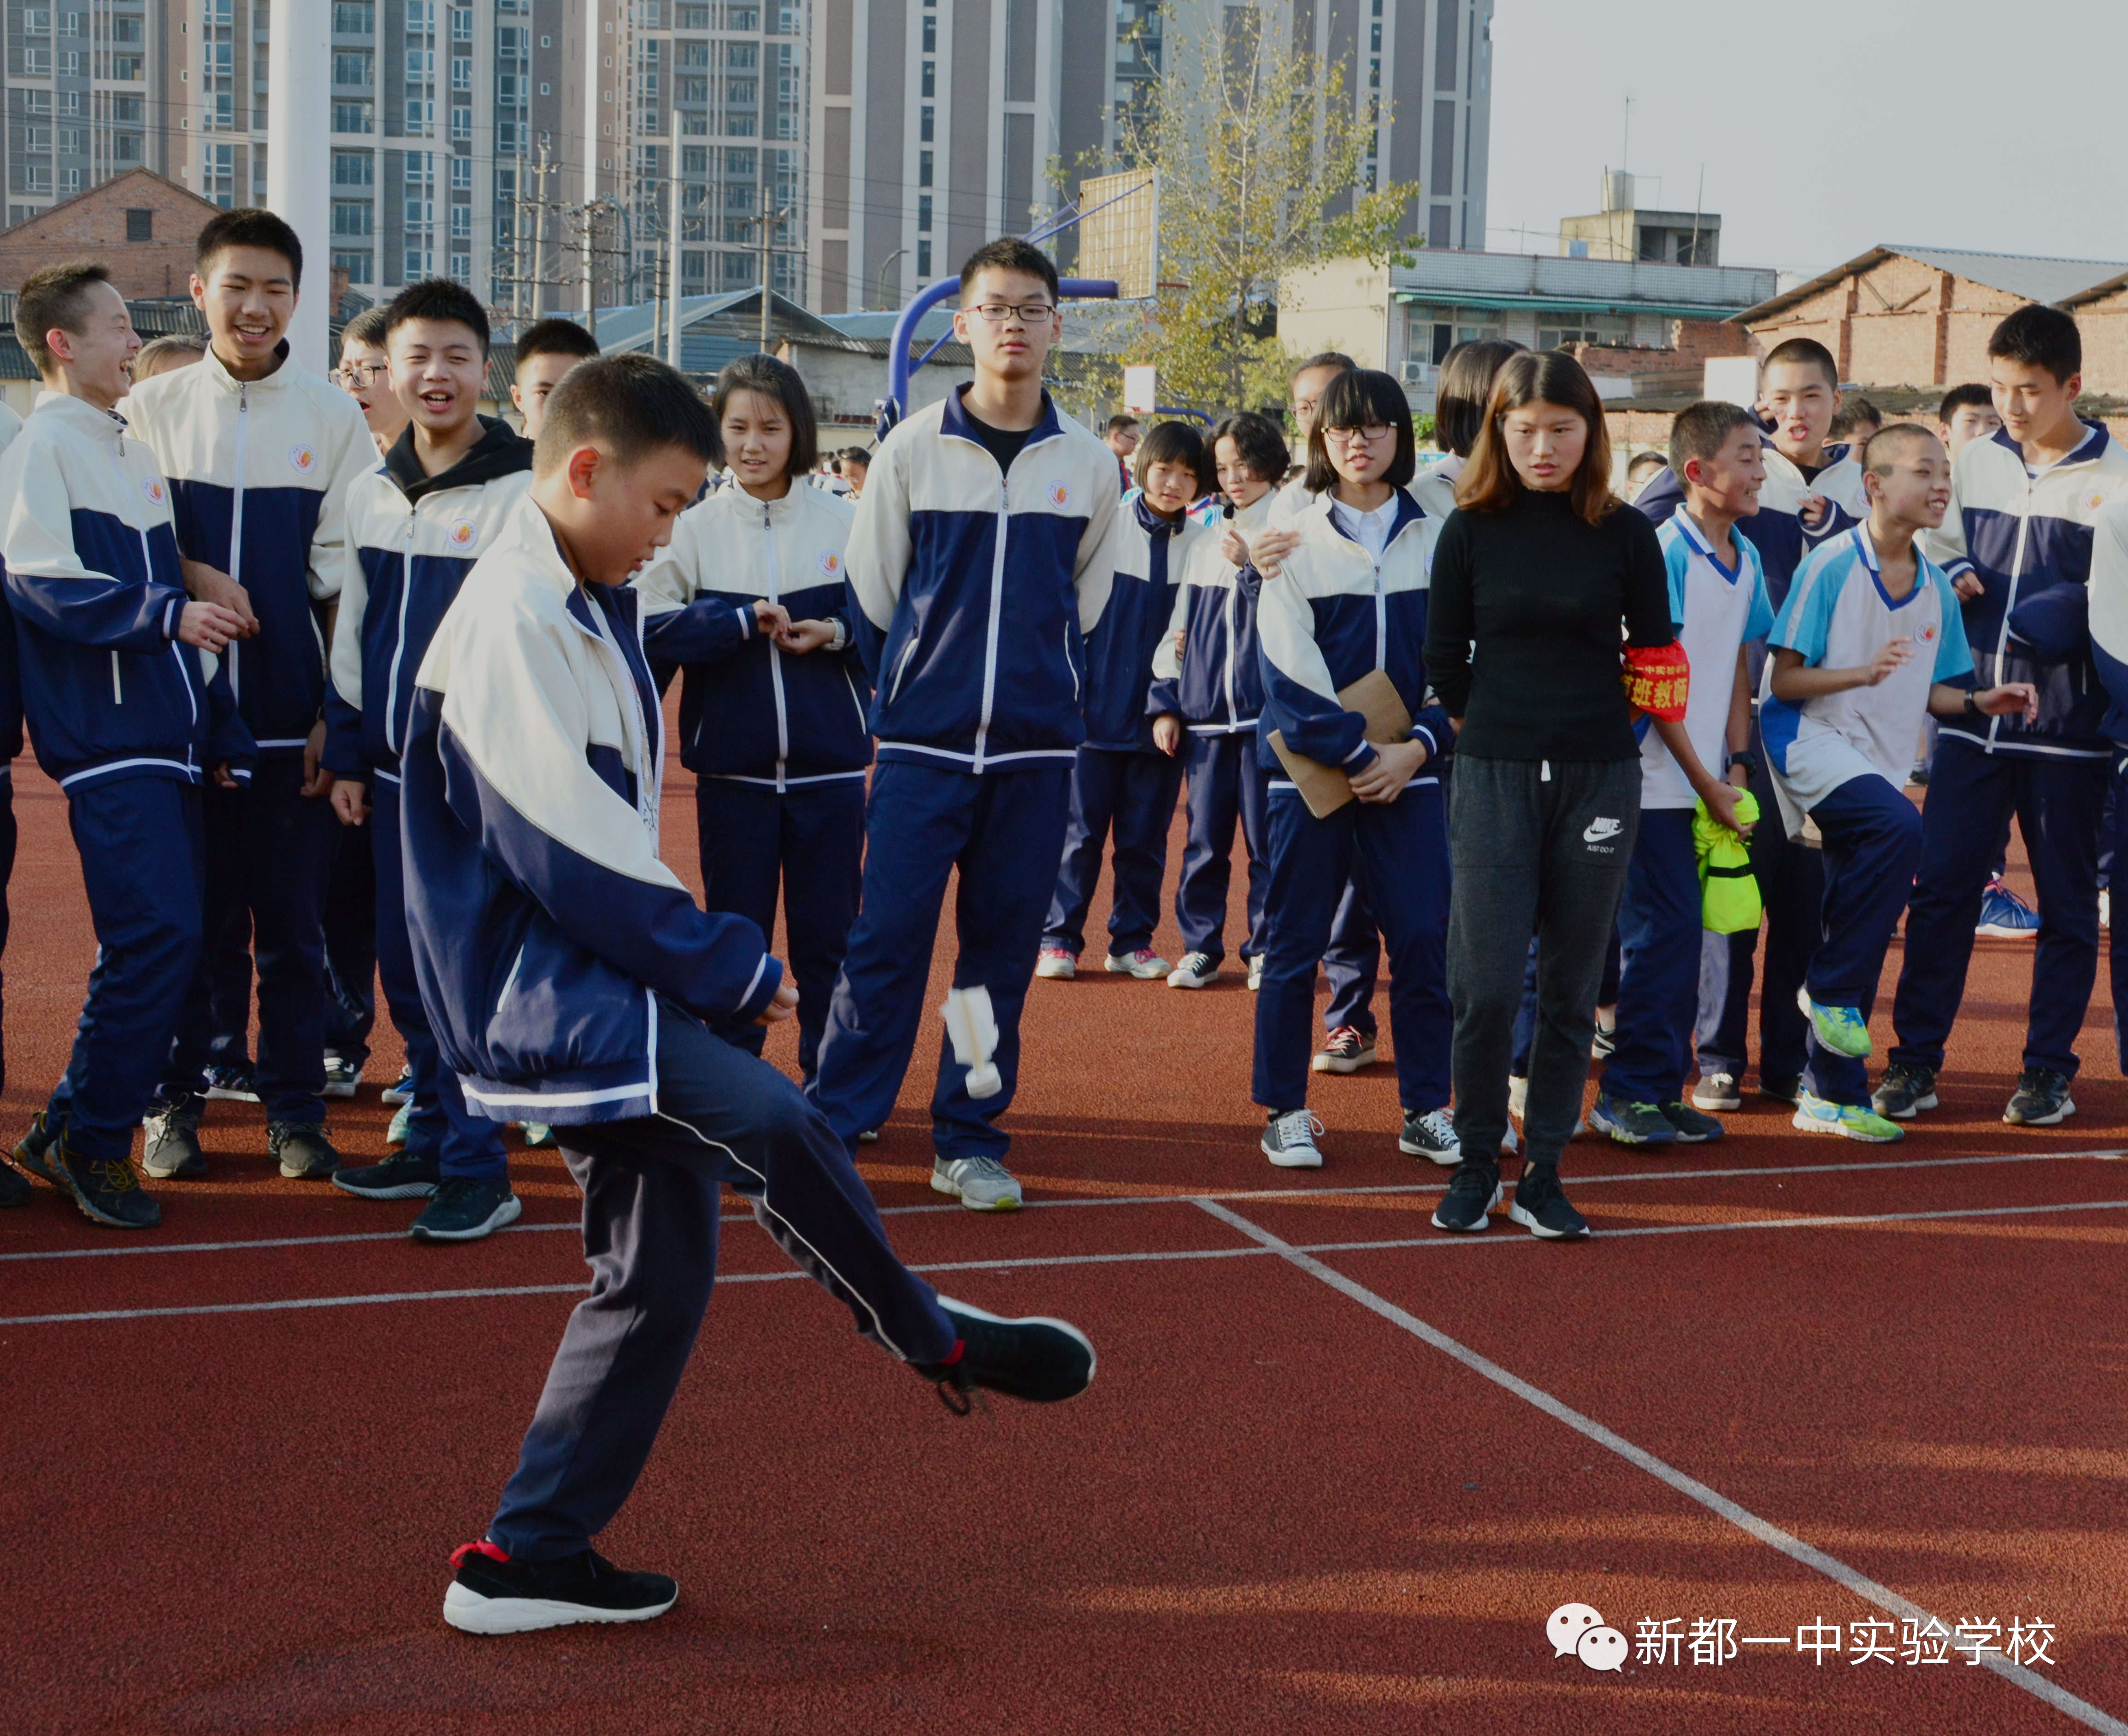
[1758,1075,1803,1107]
[0,1160,30,1208]
[269,1120,341,1180]
[442,1539,678,1634]
[1431,1159,1502,1233]
[334,1146,442,1200]
[920,1298,1096,1410]
[1871,1061,1938,1121]
[410,1176,523,1242]
[12,1110,61,1184]
[55,1140,161,1230]
[142,1097,206,1180]
[2004,1068,2075,1127]
[1509,1164,1589,1241]
[1658,1101,1726,1143]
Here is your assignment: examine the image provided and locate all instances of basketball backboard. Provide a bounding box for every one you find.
[1074,171,1159,301]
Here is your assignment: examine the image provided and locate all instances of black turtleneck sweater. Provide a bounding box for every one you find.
[1423,487,1674,763]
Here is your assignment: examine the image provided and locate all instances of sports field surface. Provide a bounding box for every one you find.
[4,723,2125,1736]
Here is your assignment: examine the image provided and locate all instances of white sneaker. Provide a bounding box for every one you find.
[1508,1075,1528,1120]
[1246,957,1263,991]
[1167,951,1220,989]
[1261,1108,1324,1169]
[930,1154,1024,1210]
[1692,1071,1742,1112]
[1034,948,1077,980]
[1500,1121,1520,1157]
[1104,947,1170,980]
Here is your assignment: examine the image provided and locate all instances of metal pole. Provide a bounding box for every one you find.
[534,143,552,317]
[582,201,599,339]
[265,0,330,370]
[874,246,906,311]
[758,186,774,353]
[666,166,684,366]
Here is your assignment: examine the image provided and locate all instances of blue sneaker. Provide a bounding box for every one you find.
[1796,988,1873,1058]
[1976,877,2040,939]
[1588,1092,1678,1146]
[1792,1091,1903,1143]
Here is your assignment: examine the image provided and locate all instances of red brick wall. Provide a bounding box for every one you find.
[0,171,222,301]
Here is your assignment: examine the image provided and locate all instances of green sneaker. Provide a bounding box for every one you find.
[521,1122,557,1149]
[1796,988,1873,1058]
[386,1100,414,1148]
[1792,1090,1904,1143]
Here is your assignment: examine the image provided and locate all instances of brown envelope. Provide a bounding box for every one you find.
[1266,668,1415,819]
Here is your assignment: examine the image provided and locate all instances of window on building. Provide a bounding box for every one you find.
[332,199,372,235]
[1536,312,1629,350]
[921,12,935,49]
[920,104,932,142]
[333,2,374,32]
[334,149,373,184]
[920,59,934,97]
[918,148,931,188]
[451,56,471,89]
[333,101,375,132]
[332,248,373,284]
[916,238,931,278]
[125,207,153,241]
[451,6,471,37]
[1404,303,1502,367]
[333,50,371,84]
[917,193,930,233]
[449,154,471,187]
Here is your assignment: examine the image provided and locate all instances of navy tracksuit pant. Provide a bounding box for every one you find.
[1321,877,1379,1039]
[811,761,1072,1162]
[695,776,865,1082]
[0,769,15,1094]
[1042,745,1184,958]
[1804,775,1922,1108]
[372,778,507,1180]
[1890,733,2105,1080]
[1173,730,1271,966]
[321,814,377,1071]
[1695,737,1818,1088]
[1253,782,1451,1114]
[1604,810,1702,1106]
[487,1006,955,1562]
[159,756,332,1122]
[49,777,204,1164]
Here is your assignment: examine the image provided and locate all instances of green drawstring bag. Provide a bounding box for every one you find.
[1695,790,1763,934]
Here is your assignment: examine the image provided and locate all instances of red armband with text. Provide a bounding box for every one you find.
[1622,641,1690,722]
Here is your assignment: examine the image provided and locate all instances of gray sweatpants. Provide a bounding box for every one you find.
[1448,756,1641,1169]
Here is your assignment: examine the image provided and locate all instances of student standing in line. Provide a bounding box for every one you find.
[1592,402,1765,1147]
[1765,425,2034,1139]
[1252,369,1458,1172]
[128,209,375,1185]
[1635,338,1868,1114]
[1,263,252,1227]
[1037,419,1208,982]
[322,280,535,1242]
[335,307,406,459]
[509,317,601,438]
[839,447,871,500]
[636,353,866,1085]
[1425,351,1676,1240]
[405,354,1092,1635]
[1105,413,1141,493]
[1149,410,1285,991]
[1876,306,2128,1127]
[1938,384,2001,457]
[131,333,207,381]
[809,239,1121,1214]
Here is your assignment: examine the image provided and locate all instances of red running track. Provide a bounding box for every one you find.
[3,727,2127,1736]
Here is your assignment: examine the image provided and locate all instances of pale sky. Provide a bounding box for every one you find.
[1482,0,2128,278]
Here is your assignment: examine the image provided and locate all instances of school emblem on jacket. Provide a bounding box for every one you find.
[289,443,317,474]
[1048,481,1072,509]
[142,477,165,507]
[818,550,842,578]
[448,520,477,549]
[1918,623,1939,644]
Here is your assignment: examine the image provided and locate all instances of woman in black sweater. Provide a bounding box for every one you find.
[1423,351,1675,1240]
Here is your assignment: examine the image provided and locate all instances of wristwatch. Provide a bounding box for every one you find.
[827,619,849,653]
[1963,689,1982,717]
[1726,751,1757,777]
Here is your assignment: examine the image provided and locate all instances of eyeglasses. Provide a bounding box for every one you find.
[1323,423,1393,446]
[967,301,1056,325]
[334,363,387,386]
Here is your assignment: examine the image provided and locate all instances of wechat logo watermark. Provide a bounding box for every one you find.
[1549,1602,1627,1672]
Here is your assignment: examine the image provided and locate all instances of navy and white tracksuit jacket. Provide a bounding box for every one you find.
[636,478,867,1079]
[1147,490,1273,964]
[402,494,784,1127]
[1886,420,2128,1083]
[326,416,533,1176]
[811,386,1122,1162]
[1043,496,1200,955]
[0,390,256,1163]
[1252,490,1453,1115]
[2081,497,2128,1063]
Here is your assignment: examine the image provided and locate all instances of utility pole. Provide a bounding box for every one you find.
[666,161,684,366]
[582,199,599,339]
[533,143,552,318]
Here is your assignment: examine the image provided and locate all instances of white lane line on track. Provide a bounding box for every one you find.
[9,1193,2128,1328]
[6,1144,2123,1265]
[1191,1195,2128,1736]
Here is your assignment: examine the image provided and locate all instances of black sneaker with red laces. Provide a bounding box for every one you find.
[442,1539,678,1634]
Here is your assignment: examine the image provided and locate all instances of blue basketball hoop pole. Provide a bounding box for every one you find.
[882,277,1120,434]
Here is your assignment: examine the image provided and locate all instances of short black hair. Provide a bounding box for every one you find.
[1433,338,1526,458]
[341,305,391,350]
[1828,396,1883,439]
[710,351,819,477]
[1761,337,1839,391]
[1625,450,1668,480]
[516,316,601,366]
[1294,351,1357,382]
[16,259,113,374]
[1106,413,1140,435]
[1668,398,1758,478]
[1862,422,1940,477]
[384,277,491,357]
[1132,419,1211,496]
[840,445,872,468]
[1989,303,2081,385]
[958,237,1060,304]
[1209,410,1289,487]
[195,207,302,292]
[1938,382,1993,421]
[1303,367,1415,494]
[535,353,718,478]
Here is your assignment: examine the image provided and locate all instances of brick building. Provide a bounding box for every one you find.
[1736,246,2128,396]
[0,167,220,300]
